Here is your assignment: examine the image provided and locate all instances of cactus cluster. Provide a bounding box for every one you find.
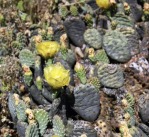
[3,0,149,137]
[8,93,51,137]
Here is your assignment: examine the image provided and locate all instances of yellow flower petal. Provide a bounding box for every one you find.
[44,63,70,89]
[36,41,60,58]
[96,0,111,9]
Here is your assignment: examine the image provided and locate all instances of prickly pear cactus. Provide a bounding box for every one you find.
[8,93,17,122]
[96,63,124,88]
[119,27,140,56]
[70,5,78,16]
[25,123,39,137]
[58,48,76,68]
[53,115,65,137]
[16,32,28,48]
[34,56,43,90]
[84,28,102,49]
[88,49,109,63]
[74,62,87,84]
[64,18,86,47]
[19,49,35,67]
[34,109,49,136]
[66,49,76,67]
[88,77,101,90]
[59,5,69,18]
[129,126,148,137]
[23,66,33,86]
[126,92,135,109]
[73,84,100,121]
[17,121,28,137]
[123,93,135,117]
[103,30,131,62]
[112,13,134,29]
[16,100,27,122]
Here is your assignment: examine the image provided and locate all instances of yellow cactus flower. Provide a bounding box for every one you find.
[36,41,60,59]
[44,63,70,89]
[96,0,116,9]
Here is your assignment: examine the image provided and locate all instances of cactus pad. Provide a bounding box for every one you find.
[19,49,35,67]
[73,84,100,121]
[53,115,65,137]
[70,5,78,16]
[17,121,28,137]
[88,77,101,90]
[25,123,39,137]
[34,109,49,136]
[84,28,102,49]
[59,5,69,18]
[64,18,86,47]
[112,13,134,29]
[8,93,17,122]
[16,100,27,122]
[103,30,131,62]
[97,63,124,88]
[23,67,33,86]
[119,27,140,56]
[89,49,109,63]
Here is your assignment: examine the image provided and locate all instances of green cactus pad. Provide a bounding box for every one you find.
[25,123,39,137]
[59,5,69,18]
[84,28,102,49]
[126,92,135,109]
[70,5,78,16]
[89,49,109,63]
[103,30,131,62]
[23,69,33,86]
[112,13,134,29]
[19,49,35,67]
[96,63,124,88]
[16,100,27,122]
[76,69,87,84]
[88,77,101,90]
[34,109,49,136]
[53,115,65,137]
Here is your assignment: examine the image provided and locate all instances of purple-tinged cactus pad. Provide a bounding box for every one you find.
[64,18,86,47]
[73,84,100,122]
